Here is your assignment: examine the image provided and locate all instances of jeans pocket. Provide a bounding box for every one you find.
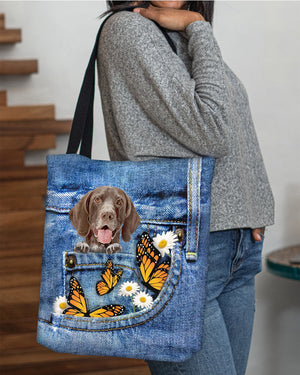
[50,222,184,332]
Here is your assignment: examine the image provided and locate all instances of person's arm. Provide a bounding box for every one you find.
[100,11,231,157]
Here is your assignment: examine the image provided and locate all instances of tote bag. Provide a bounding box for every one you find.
[36,7,215,362]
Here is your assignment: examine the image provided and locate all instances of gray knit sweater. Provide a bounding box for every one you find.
[96,10,275,232]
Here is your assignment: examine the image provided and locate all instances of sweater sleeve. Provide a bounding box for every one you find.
[100,11,231,157]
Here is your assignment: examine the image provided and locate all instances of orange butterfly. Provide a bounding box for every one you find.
[63,276,125,317]
[136,232,170,293]
[96,259,123,296]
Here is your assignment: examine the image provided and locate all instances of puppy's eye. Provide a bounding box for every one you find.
[94,196,102,204]
[115,198,123,206]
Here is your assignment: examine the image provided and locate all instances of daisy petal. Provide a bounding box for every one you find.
[133,291,153,310]
[53,295,69,314]
[118,281,140,297]
[152,230,178,257]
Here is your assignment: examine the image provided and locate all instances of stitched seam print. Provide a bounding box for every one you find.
[39,241,183,331]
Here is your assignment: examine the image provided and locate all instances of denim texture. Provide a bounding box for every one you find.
[36,154,214,362]
[147,228,264,374]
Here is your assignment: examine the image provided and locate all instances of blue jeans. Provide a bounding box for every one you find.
[147,228,264,375]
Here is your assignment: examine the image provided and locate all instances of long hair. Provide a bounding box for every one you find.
[98,1,215,26]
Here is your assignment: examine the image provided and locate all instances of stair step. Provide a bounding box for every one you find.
[0,59,38,75]
[0,350,150,375]
[0,90,6,106]
[0,178,46,211]
[0,318,37,335]
[0,166,47,181]
[1,350,150,375]
[0,210,45,250]
[0,338,146,371]
[0,244,44,259]
[1,285,40,305]
[0,134,56,151]
[1,302,37,322]
[0,349,79,368]
[0,29,21,44]
[0,178,46,198]
[0,105,55,121]
[0,119,72,134]
[0,14,4,29]
[0,191,45,211]
[0,272,40,289]
[0,255,43,274]
[0,150,24,168]
[1,332,39,352]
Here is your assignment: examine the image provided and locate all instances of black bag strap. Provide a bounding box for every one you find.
[66,6,177,158]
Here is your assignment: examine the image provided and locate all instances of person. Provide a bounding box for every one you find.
[96,1,275,374]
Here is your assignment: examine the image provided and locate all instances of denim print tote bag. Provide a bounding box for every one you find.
[36,6,215,362]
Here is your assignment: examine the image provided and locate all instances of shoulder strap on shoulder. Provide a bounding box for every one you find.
[66,6,177,158]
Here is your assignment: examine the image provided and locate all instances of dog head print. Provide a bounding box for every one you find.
[69,186,140,254]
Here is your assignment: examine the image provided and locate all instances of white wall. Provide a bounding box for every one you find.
[1,1,299,374]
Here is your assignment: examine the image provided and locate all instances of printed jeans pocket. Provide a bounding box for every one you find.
[50,223,184,331]
[62,251,137,316]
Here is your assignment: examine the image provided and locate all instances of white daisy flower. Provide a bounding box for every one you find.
[133,291,153,310]
[118,281,140,297]
[53,295,69,314]
[152,230,178,257]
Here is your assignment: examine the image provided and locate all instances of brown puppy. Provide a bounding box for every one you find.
[69,186,140,254]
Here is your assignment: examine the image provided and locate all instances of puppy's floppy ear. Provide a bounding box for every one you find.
[69,191,93,237]
[122,195,140,242]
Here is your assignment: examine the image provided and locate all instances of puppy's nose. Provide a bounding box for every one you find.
[101,210,116,222]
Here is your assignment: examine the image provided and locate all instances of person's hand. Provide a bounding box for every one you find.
[133,4,205,31]
[252,227,265,242]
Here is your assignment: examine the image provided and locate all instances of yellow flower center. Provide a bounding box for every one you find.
[158,239,167,248]
[126,286,133,292]
[140,297,147,303]
[59,302,67,309]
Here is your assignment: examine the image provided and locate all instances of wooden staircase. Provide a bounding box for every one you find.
[0,13,21,44]
[0,13,151,375]
[0,13,37,75]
